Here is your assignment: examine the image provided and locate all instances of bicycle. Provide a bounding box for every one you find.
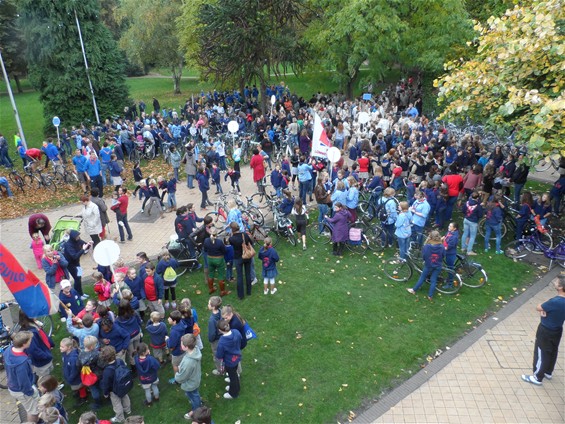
[383,244,463,295]
[308,217,383,253]
[452,253,488,288]
[7,169,25,193]
[22,163,57,193]
[166,238,203,277]
[504,236,565,269]
[205,193,230,230]
[129,139,156,162]
[233,193,265,226]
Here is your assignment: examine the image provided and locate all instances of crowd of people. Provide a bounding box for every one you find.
[3,76,565,423]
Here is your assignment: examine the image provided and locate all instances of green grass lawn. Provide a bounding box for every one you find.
[45,225,538,424]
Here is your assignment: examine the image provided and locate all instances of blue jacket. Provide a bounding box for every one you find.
[167,321,188,356]
[211,167,221,183]
[113,293,140,310]
[66,318,99,349]
[63,230,88,267]
[394,212,412,238]
[216,330,242,367]
[156,258,180,286]
[443,230,459,255]
[462,199,484,223]
[410,199,430,227]
[423,243,445,269]
[125,275,145,300]
[62,348,82,386]
[101,359,126,396]
[167,178,177,194]
[25,326,54,368]
[135,354,161,385]
[72,155,88,173]
[485,206,503,225]
[424,188,438,207]
[279,197,294,215]
[99,324,130,353]
[258,246,279,272]
[42,253,69,289]
[59,288,83,318]
[115,314,142,338]
[4,348,35,395]
[208,310,222,343]
[196,171,209,192]
[145,320,167,349]
[270,170,283,188]
[227,314,248,350]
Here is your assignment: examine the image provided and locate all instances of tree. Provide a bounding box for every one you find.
[179,0,310,112]
[117,0,184,94]
[306,0,404,99]
[19,0,129,131]
[0,0,28,93]
[435,0,565,156]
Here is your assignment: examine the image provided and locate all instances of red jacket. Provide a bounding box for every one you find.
[442,174,464,197]
[111,194,129,215]
[250,154,266,182]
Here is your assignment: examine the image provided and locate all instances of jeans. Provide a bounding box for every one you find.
[143,381,159,403]
[397,236,409,259]
[411,224,424,247]
[187,175,194,189]
[200,190,209,208]
[445,253,457,287]
[185,389,202,412]
[234,258,252,299]
[89,382,102,404]
[462,218,478,253]
[226,261,233,280]
[0,177,13,197]
[219,156,227,171]
[445,196,458,222]
[299,179,312,204]
[117,213,133,242]
[100,162,110,186]
[412,265,442,298]
[167,192,177,209]
[318,203,329,232]
[484,222,502,252]
[382,223,395,247]
[514,183,525,205]
[0,147,13,168]
[174,167,179,181]
[215,181,223,194]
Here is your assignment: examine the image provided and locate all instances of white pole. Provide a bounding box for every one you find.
[0,49,28,149]
[74,9,100,124]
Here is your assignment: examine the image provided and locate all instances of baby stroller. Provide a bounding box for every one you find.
[49,215,82,251]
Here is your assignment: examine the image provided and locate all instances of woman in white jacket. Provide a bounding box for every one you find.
[78,194,103,246]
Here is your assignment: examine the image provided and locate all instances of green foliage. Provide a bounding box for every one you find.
[18,0,129,130]
[466,0,517,23]
[436,0,565,158]
[117,0,185,93]
[0,0,28,91]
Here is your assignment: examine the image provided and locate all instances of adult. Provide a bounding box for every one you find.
[521,275,565,386]
[298,129,311,156]
[379,187,399,248]
[19,311,55,378]
[98,142,112,187]
[196,165,211,210]
[441,167,463,222]
[249,149,266,195]
[0,133,14,168]
[77,194,102,246]
[41,244,69,294]
[90,188,109,241]
[228,222,254,300]
[512,154,530,205]
[314,177,332,233]
[44,138,62,171]
[63,230,93,299]
[460,191,484,256]
[183,146,198,189]
[28,214,51,243]
[86,151,103,198]
[0,176,14,198]
[297,156,313,205]
[113,187,133,243]
[72,149,89,194]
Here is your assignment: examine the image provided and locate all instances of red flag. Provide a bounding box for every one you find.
[0,243,59,318]
[312,113,330,158]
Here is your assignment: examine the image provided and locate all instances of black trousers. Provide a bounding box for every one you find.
[533,324,562,382]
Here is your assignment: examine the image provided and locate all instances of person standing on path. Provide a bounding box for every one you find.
[90,188,109,241]
[249,149,266,195]
[112,187,134,243]
[77,194,103,247]
[522,275,565,386]
[196,166,212,210]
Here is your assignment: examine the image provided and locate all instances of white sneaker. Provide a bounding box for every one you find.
[164,302,170,309]
[184,412,193,420]
[171,301,177,309]
[251,278,258,285]
[224,377,230,383]
[271,288,277,295]
[544,373,553,380]
[223,392,234,399]
[80,294,89,300]
[264,289,269,295]
[225,385,230,391]
[110,417,122,423]
[212,369,221,376]
[60,317,67,323]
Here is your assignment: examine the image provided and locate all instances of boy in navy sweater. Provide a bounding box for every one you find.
[99,318,130,363]
[5,331,39,423]
[166,310,187,384]
[270,165,283,197]
[60,337,88,406]
[135,342,161,406]
[224,167,241,193]
[100,346,131,423]
[211,163,223,194]
[59,279,84,322]
[146,311,168,363]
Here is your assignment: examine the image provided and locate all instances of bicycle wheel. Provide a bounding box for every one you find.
[458,263,488,288]
[383,258,413,282]
[64,171,80,187]
[36,314,54,337]
[358,201,376,222]
[205,211,226,230]
[532,231,553,253]
[243,207,264,227]
[362,225,386,252]
[504,240,534,259]
[250,192,269,210]
[435,267,463,295]
[479,218,508,240]
[251,224,269,243]
[308,222,332,244]
[23,173,35,188]
[286,228,297,246]
[8,172,25,192]
[42,175,57,192]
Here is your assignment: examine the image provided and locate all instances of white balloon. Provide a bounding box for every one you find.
[358,112,370,124]
[227,121,239,134]
[270,95,276,105]
[93,240,121,266]
[327,146,341,163]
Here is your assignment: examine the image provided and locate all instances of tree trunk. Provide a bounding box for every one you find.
[172,58,184,95]
[14,75,23,93]
[345,67,360,100]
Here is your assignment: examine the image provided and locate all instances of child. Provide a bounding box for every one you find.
[224,237,234,283]
[533,192,552,226]
[77,335,103,410]
[281,170,290,192]
[135,342,161,407]
[139,179,150,212]
[258,237,280,295]
[76,299,100,323]
[99,317,130,363]
[180,298,203,350]
[461,191,484,255]
[109,154,123,189]
[132,162,143,199]
[270,164,283,197]
[224,167,241,193]
[279,189,294,216]
[407,231,445,300]
[157,175,168,203]
[4,331,40,423]
[166,310,187,384]
[175,334,202,419]
[156,248,180,310]
[144,178,165,218]
[93,271,112,308]
[442,222,460,290]
[211,162,223,194]
[166,172,177,212]
[484,197,503,254]
[100,346,132,423]
[59,279,84,322]
[394,201,412,260]
[31,232,45,269]
[406,175,417,206]
[125,267,147,318]
[215,319,242,399]
[66,312,99,349]
[60,337,88,406]
[144,262,165,318]
[281,155,291,176]
[291,198,309,250]
[145,311,168,364]
[39,405,68,424]
[37,375,67,422]
[207,296,223,376]
[115,299,143,372]
[325,201,352,256]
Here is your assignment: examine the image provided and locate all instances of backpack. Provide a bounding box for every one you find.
[163,266,177,282]
[375,198,392,222]
[112,360,133,398]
